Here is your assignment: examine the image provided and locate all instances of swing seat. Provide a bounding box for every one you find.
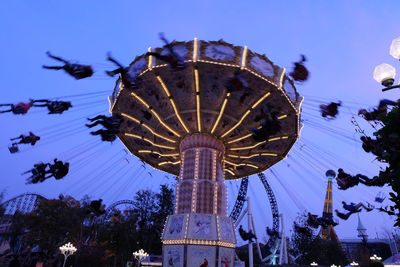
[375,192,386,203]
[8,144,19,153]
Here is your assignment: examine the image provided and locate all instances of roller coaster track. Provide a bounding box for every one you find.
[228,173,280,256]
[229,176,249,223]
[105,199,136,217]
[258,172,280,252]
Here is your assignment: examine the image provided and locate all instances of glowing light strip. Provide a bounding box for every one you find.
[276,68,298,112]
[243,67,276,86]
[176,152,185,213]
[138,68,149,76]
[224,169,235,176]
[184,215,189,238]
[213,183,218,213]
[241,46,248,69]
[130,92,150,108]
[221,110,250,138]
[216,216,221,239]
[121,113,177,143]
[221,92,270,138]
[224,160,258,169]
[138,150,179,157]
[156,76,189,133]
[251,92,271,109]
[162,239,235,248]
[193,38,198,62]
[278,68,286,89]
[297,96,304,140]
[297,123,304,141]
[227,153,278,159]
[268,136,289,142]
[192,149,199,212]
[229,140,266,151]
[175,183,180,213]
[194,69,201,132]
[147,47,153,70]
[297,96,304,115]
[278,114,287,119]
[211,92,230,134]
[180,152,185,181]
[197,59,239,68]
[124,133,175,149]
[107,96,113,113]
[158,160,181,166]
[130,92,180,137]
[227,133,253,144]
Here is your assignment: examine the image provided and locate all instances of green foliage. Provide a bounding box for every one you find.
[7,184,174,266]
[131,184,174,255]
[290,212,348,266]
[23,198,85,259]
[361,100,400,226]
[9,212,25,255]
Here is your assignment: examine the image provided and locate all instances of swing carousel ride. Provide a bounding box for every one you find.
[1,35,391,266]
[109,38,302,266]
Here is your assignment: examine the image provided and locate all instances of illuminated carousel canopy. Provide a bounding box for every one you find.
[110,39,302,180]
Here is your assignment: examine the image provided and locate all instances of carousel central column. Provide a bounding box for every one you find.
[162,135,236,267]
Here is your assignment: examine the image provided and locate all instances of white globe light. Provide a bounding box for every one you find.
[390,37,400,59]
[373,63,396,86]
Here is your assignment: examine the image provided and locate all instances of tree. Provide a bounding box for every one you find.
[290,212,348,266]
[23,197,85,264]
[153,184,174,226]
[95,184,174,266]
[8,212,25,255]
[8,185,174,266]
[290,212,315,264]
[131,184,174,255]
[354,100,400,226]
[151,184,174,254]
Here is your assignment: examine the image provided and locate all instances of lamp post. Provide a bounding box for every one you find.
[59,242,77,267]
[133,249,149,267]
[350,261,359,266]
[373,36,400,92]
[370,254,382,261]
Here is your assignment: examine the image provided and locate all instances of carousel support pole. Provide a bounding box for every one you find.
[248,197,254,267]
[278,214,288,265]
[250,208,263,261]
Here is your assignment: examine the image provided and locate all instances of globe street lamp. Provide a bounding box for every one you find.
[59,242,77,267]
[133,249,149,267]
[370,254,382,261]
[374,36,400,92]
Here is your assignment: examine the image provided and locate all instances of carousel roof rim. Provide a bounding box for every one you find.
[112,39,302,180]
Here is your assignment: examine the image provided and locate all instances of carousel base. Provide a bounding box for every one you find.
[162,213,237,267]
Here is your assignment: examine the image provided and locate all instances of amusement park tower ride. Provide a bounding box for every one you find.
[318,170,341,242]
[110,38,302,266]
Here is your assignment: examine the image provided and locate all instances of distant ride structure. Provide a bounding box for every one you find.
[110,38,302,267]
[0,193,46,215]
[103,199,135,220]
[228,174,280,260]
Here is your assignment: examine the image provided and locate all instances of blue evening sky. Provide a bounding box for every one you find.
[1,1,400,242]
